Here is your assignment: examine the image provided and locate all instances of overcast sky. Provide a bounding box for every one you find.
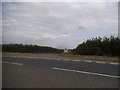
[2,2,118,49]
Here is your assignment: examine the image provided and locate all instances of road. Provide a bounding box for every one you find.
[2,54,120,88]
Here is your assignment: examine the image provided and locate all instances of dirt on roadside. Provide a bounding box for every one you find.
[58,54,120,63]
[2,52,120,63]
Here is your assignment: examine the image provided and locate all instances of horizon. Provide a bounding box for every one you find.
[1,35,119,49]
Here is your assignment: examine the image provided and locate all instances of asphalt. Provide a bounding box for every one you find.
[2,56,119,76]
[2,54,120,88]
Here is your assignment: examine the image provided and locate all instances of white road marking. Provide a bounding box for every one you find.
[4,56,120,65]
[95,61,105,64]
[2,61,23,65]
[52,67,120,79]
[84,60,92,63]
[73,60,80,62]
[110,63,119,65]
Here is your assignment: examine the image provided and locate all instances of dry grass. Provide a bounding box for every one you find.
[1,52,120,63]
[58,54,120,63]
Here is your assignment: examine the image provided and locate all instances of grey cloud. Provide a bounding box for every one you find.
[2,2,118,48]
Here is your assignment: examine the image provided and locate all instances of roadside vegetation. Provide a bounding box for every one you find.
[1,36,120,57]
[2,44,63,53]
[72,36,120,57]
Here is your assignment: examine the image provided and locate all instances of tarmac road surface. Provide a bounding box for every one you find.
[2,54,120,88]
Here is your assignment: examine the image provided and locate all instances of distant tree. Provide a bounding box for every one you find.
[2,44,63,53]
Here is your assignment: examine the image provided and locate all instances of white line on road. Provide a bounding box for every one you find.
[110,63,119,65]
[83,60,92,63]
[95,61,105,64]
[52,67,120,79]
[4,56,120,65]
[73,60,80,62]
[2,61,23,65]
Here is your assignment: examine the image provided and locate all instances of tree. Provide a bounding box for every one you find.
[73,36,120,56]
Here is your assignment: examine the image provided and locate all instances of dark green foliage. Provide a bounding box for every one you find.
[73,36,120,56]
[2,44,63,53]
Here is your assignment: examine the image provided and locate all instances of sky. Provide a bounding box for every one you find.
[2,1,118,49]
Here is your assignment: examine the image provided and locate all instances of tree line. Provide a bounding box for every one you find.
[2,44,63,53]
[72,36,120,56]
[1,36,120,56]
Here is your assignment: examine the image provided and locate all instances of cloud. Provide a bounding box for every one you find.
[43,33,70,39]
[2,2,118,49]
[2,0,119,2]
